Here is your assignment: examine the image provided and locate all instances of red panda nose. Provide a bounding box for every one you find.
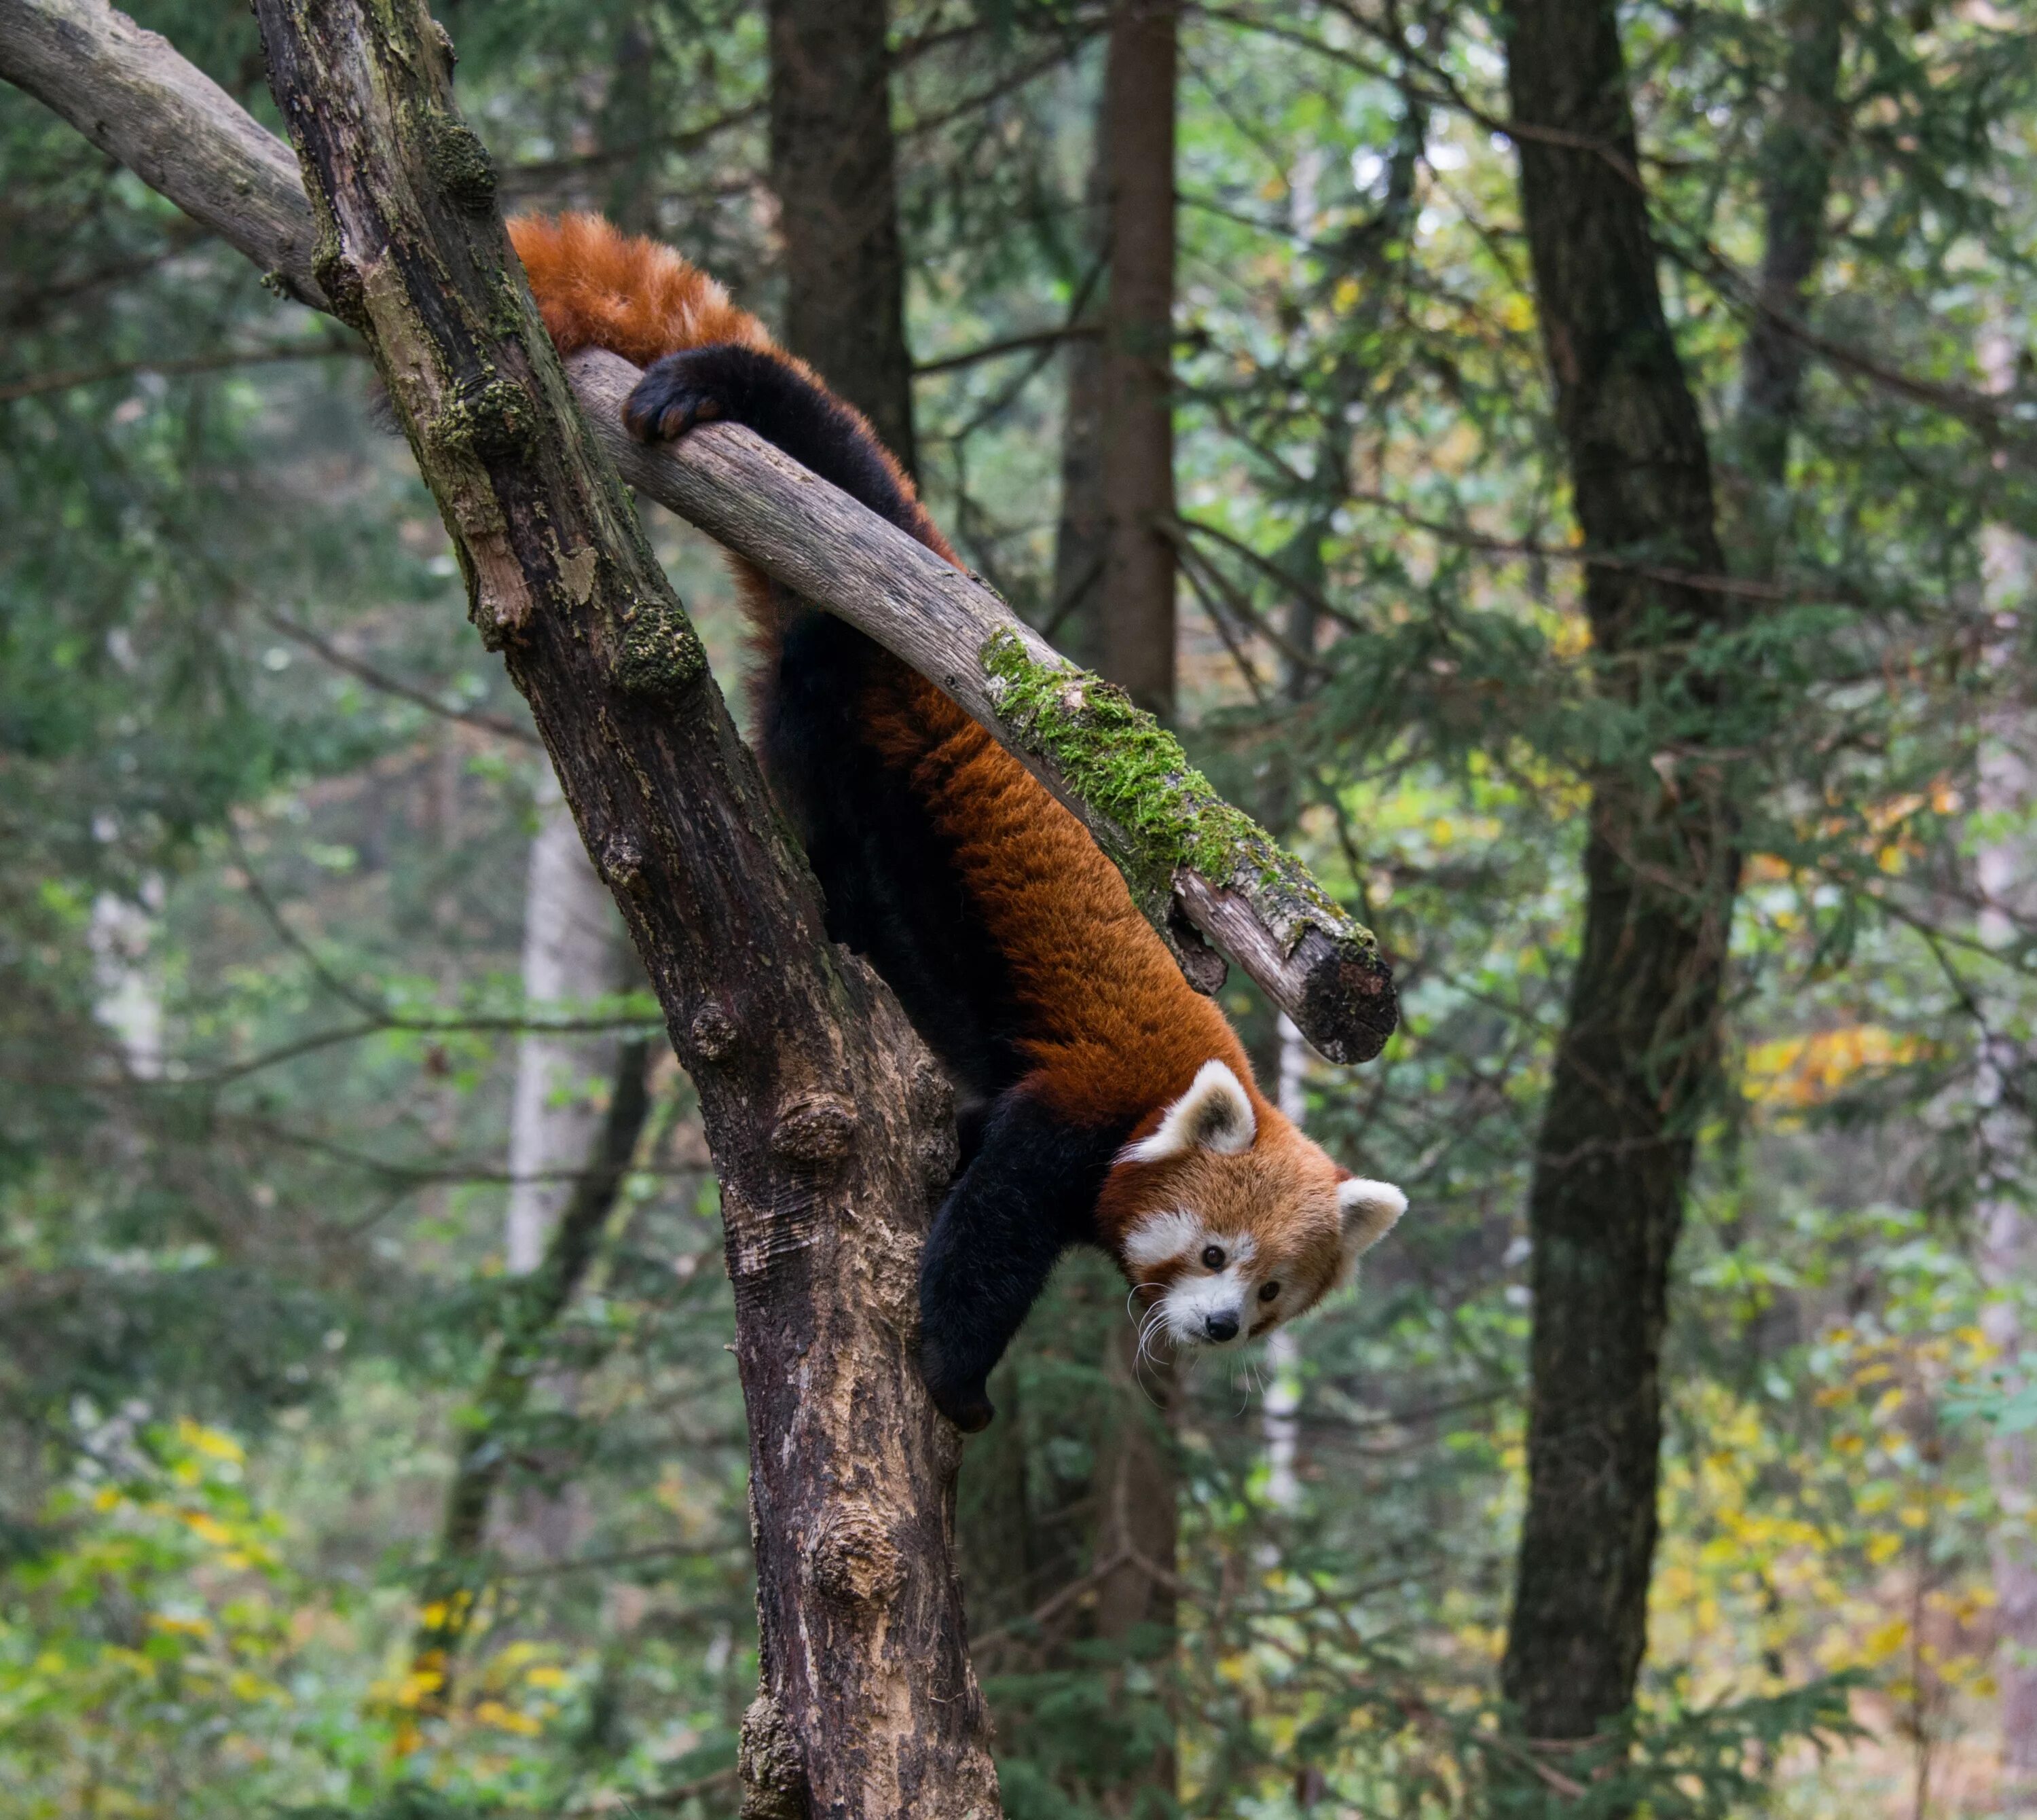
[1205,1313,1240,1343]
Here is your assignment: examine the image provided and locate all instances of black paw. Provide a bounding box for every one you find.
[919,1340,995,1434]
[623,348,739,444]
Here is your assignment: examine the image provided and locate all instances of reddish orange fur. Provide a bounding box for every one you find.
[509,215,1341,1263]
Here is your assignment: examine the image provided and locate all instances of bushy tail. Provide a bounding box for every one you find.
[508,213,773,371]
[508,213,959,678]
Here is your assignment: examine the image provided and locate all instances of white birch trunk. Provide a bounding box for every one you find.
[88,879,164,1079]
[506,771,628,1274]
[1263,1015,1308,1510]
[1976,366,2037,1789]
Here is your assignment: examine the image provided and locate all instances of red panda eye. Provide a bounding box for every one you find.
[1258,1281,1281,1303]
[1200,1245,1225,1270]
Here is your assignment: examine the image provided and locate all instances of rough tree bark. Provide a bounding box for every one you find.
[1497,0,1737,1751]
[1098,0,1179,721]
[767,0,917,474]
[0,0,1396,1070]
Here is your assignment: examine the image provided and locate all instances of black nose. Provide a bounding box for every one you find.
[1205,1313,1239,1343]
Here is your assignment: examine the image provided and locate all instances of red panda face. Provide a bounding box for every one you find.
[1098,1059,1406,1351]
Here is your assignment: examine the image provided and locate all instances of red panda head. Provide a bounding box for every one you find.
[1096,1059,1406,1351]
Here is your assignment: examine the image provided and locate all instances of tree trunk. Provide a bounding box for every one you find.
[1736,0,1846,543]
[507,773,631,1275]
[1088,11,1184,1785]
[1977,384,2037,1796]
[767,0,917,475]
[238,1,1001,1806]
[1098,0,1179,721]
[1981,1195,2037,1795]
[1050,285,1109,671]
[1049,103,1111,669]
[1497,0,1735,1750]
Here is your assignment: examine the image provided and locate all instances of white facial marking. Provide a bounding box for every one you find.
[1335,1178,1408,1282]
[1119,1059,1257,1165]
[1123,1208,1200,1270]
[1162,1260,1255,1345]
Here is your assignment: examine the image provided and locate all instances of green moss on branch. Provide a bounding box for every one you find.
[978,628,1371,957]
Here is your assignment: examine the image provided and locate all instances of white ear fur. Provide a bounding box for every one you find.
[1335,1178,1407,1282]
[1120,1059,1257,1164]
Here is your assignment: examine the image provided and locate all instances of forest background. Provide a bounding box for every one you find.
[2,0,2036,1813]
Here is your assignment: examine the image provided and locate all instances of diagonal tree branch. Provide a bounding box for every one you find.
[0,0,1395,1066]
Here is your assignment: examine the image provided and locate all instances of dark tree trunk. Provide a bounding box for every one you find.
[1049,111,1111,670]
[1738,0,1846,515]
[1050,280,1109,670]
[767,0,918,475]
[1497,0,1736,1750]
[1098,0,1179,720]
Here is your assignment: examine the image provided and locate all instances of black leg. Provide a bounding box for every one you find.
[917,1089,1126,1432]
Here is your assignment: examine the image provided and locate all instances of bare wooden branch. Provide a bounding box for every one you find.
[0,0,1396,1066]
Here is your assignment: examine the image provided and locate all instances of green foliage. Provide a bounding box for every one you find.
[4,0,2036,1813]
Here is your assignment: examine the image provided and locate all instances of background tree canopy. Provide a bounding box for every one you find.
[1,0,2034,1813]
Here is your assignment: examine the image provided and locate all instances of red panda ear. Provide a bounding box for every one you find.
[1121,1060,1257,1164]
[1335,1178,1408,1283]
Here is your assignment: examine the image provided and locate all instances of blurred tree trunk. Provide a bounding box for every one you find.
[1049,142,1109,670]
[1497,0,1735,1753]
[1098,0,1179,720]
[1979,1180,2037,1794]
[1092,1,1183,1781]
[1735,0,1846,543]
[597,14,661,236]
[1977,359,2037,1795]
[767,0,917,474]
[507,773,630,1275]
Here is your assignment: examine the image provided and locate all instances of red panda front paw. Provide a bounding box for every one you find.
[918,1338,995,1434]
[623,349,735,443]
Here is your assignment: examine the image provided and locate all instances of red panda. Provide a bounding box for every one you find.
[509,213,1406,1431]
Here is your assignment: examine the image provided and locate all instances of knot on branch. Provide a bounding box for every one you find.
[310,225,367,329]
[738,1694,810,1820]
[428,375,534,460]
[598,832,646,897]
[804,1502,909,1609]
[771,1096,858,1169]
[911,1059,959,1191]
[614,593,708,704]
[689,1000,739,1062]
[424,109,496,213]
